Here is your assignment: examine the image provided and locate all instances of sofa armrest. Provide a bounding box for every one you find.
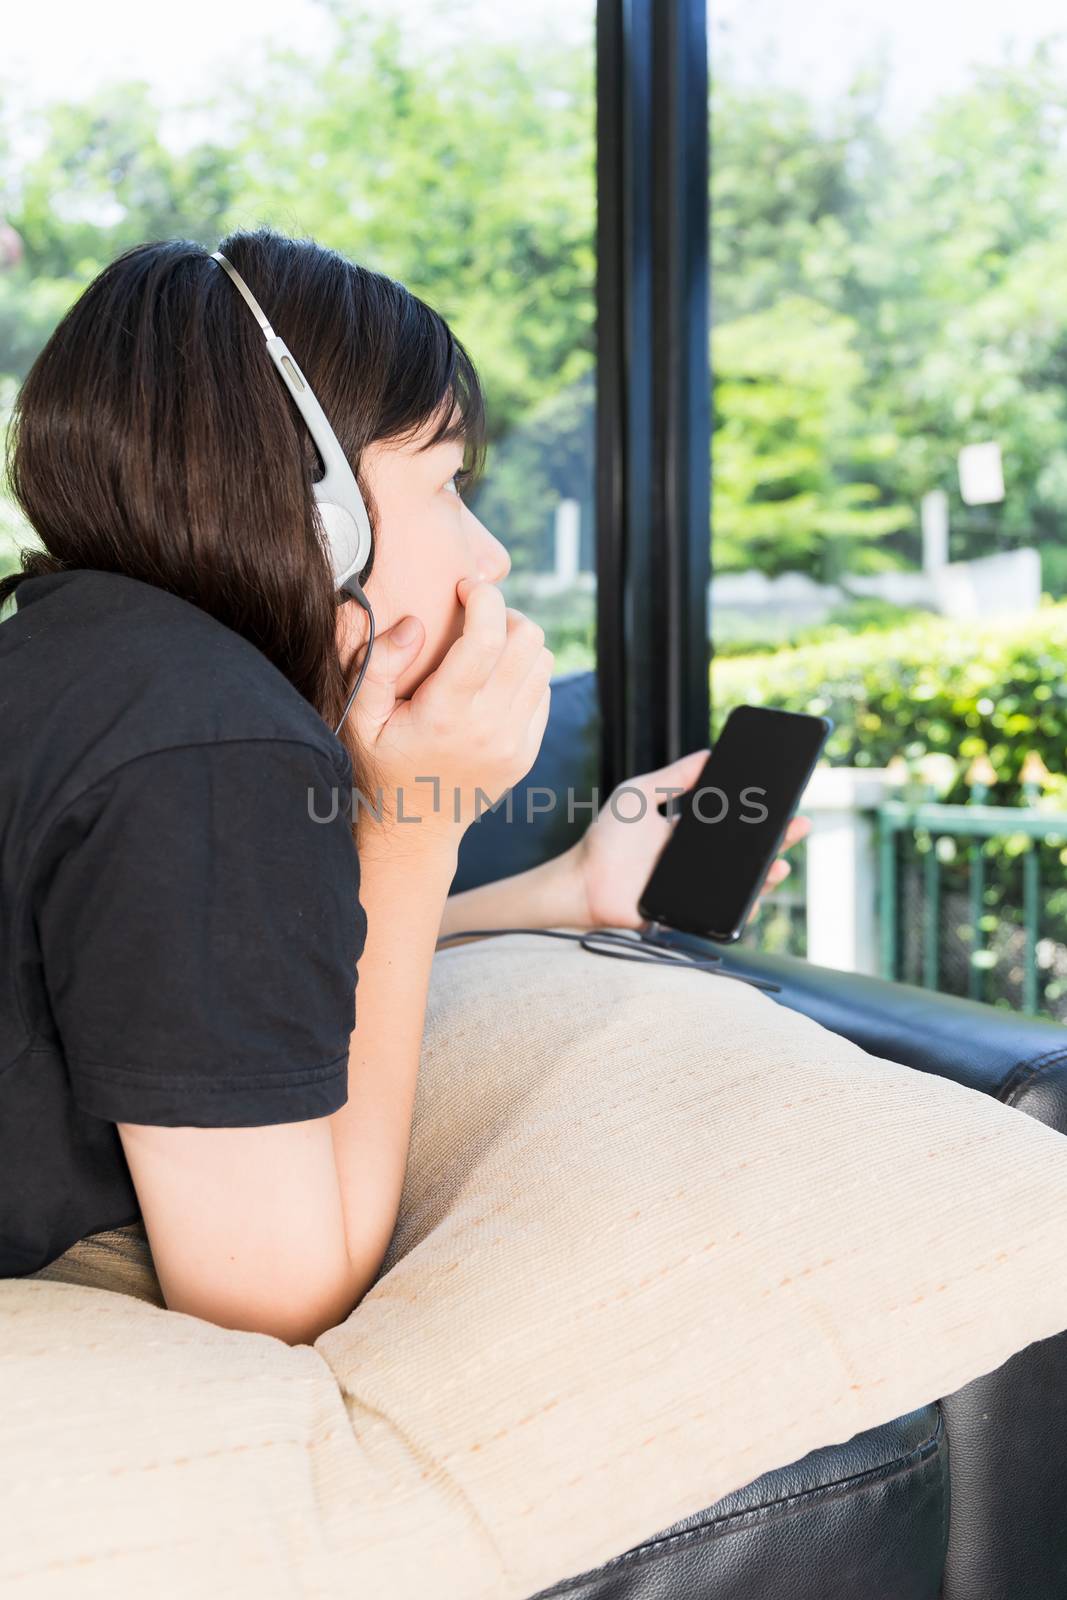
[656,932,1067,1133]
[655,929,1067,1600]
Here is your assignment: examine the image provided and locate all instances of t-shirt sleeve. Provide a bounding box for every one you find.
[34,739,367,1126]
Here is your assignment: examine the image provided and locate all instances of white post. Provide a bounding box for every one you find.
[554,498,580,585]
[798,767,896,976]
[921,489,949,574]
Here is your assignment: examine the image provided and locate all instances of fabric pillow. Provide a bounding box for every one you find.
[7,930,1067,1600]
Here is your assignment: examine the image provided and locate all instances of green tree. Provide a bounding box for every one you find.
[709,40,1067,585]
[710,73,891,327]
[0,5,597,578]
[712,295,911,577]
[222,7,595,442]
[824,41,1067,577]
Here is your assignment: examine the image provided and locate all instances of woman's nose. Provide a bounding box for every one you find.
[473,523,511,584]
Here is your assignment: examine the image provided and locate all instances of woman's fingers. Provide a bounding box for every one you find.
[782,813,811,848]
[435,581,552,719]
[347,612,425,741]
[747,858,790,924]
[511,643,556,723]
[527,680,553,752]
[434,579,509,696]
[483,607,552,707]
[345,578,558,839]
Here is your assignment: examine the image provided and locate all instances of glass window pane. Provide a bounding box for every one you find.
[709,2,1067,1013]
[0,2,597,679]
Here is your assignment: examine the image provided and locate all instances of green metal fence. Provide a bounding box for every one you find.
[747,756,1067,1022]
[877,765,1067,1018]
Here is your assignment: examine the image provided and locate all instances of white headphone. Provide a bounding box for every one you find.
[209,249,375,734]
[209,250,372,594]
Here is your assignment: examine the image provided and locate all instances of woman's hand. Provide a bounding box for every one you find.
[346,577,555,856]
[566,747,812,932]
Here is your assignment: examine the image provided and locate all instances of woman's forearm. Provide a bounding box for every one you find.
[438,843,590,944]
[327,837,590,1309]
[327,836,460,1303]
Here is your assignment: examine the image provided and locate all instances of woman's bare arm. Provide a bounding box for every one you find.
[437,842,588,944]
[118,834,459,1346]
[117,1114,363,1347]
[326,833,461,1300]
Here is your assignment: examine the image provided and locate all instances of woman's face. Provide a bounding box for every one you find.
[336,410,511,698]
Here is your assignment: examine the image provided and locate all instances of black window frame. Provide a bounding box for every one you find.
[595,0,711,797]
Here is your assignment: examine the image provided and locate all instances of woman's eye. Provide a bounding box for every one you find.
[445,470,472,498]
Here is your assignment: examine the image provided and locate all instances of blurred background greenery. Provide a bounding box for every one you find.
[5,11,1067,632]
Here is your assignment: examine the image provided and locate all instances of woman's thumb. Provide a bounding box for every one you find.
[347,614,423,733]
[644,745,711,789]
[390,614,421,648]
[678,745,712,782]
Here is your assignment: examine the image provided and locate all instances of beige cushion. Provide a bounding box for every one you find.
[7,930,1067,1599]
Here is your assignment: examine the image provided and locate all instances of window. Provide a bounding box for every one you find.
[0,0,597,674]
[709,0,1067,1015]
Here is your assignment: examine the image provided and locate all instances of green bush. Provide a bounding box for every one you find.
[712,601,1067,808]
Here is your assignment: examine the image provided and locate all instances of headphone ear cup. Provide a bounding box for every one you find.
[316,497,370,590]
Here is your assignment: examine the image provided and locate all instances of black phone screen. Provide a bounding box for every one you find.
[637,704,831,942]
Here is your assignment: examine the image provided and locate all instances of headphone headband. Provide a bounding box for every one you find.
[210,252,275,336]
[208,248,373,593]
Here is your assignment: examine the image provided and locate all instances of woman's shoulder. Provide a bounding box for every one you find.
[2,567,355,878]
[5,565,350,782]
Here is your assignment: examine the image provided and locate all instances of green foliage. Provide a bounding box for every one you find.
[0,8,596,585]
[712,295,913,577]
[0,11,595,426]
[9,81,239,294]
[709,40,1067,583]
[221,10,595,440]
[713,602,1067,809]
[4,14,1067,598]
[709,75,890,326]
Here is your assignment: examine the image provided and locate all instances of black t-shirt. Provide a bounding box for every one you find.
[0,568,367,1276]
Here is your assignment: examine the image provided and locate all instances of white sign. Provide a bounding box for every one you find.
[958,442,1005,506]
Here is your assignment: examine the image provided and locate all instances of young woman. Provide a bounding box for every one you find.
[0,226,804,1345]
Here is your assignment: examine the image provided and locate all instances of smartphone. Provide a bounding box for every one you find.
[637,704,833,943]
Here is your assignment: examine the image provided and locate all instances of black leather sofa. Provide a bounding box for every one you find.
[450,670,1067,1600]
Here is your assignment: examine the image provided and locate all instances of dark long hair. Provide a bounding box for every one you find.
[0,225,488,823]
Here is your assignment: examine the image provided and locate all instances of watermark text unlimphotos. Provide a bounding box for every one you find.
[306,779,770,827]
